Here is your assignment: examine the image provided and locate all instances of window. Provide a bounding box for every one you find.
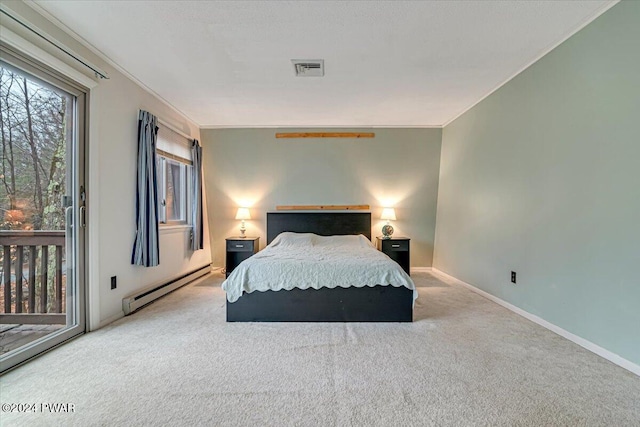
[155,126,193,226]
[157,156,191,225]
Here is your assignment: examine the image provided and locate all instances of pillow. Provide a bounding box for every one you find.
[312,234,374,249]
[269,232,316,248]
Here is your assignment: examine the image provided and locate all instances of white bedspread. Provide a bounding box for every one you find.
[222,233,417,303]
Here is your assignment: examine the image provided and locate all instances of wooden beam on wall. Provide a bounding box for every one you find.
[276,205,370,211]
[275,132,375,139]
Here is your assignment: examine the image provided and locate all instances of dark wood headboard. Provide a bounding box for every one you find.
[266,212,371,244]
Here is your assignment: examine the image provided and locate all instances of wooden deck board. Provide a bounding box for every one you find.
[0,324,65,354]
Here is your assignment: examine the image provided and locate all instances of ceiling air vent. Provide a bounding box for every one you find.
[292,59,324,77]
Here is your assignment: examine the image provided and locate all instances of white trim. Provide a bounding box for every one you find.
[87,85,101,332]
[430,268,640,377]
[97,267,214,330]
[94,311,124,331]
[411,267,433,274]
[0,26,98,89]
[442,0,619,127]
[159,224,191,234]
[23,0,198,127]
[122,266,211,315]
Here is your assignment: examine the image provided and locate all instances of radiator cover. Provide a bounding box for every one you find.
[122,264,211,315]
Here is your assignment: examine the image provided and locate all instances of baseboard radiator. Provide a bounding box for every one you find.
[122,264,211,315]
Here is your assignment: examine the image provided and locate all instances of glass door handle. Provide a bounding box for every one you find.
[80,206,86,228]
[65,205,73,228]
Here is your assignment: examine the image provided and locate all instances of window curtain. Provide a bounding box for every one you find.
[131,110,160,266]
[191,139,204,251]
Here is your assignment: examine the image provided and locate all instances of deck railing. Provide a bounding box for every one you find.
[0,231,66,325]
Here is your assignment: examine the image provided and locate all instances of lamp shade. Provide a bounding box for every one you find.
[380,208,396,221]
[235,208,251,220]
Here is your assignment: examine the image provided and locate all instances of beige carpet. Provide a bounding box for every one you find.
[1,272,638,426]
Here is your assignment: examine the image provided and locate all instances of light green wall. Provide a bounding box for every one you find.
[435,1,640,365]
[201,128,442,268]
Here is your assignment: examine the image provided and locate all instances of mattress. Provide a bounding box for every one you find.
[222,232,417,303]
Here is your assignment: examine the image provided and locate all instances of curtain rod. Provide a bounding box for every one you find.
[157,118,195,142]
[0,7,109,80]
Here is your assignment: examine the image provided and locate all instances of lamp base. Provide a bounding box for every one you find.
[381,224,394,239]
[239,221,247,238]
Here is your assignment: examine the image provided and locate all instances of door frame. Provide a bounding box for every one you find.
[0,44,88,374]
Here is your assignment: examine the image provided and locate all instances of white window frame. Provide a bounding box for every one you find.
[156,154,192,226]
[155,123,193,228]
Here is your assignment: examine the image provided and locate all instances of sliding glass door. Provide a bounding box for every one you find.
[0,47,86,373]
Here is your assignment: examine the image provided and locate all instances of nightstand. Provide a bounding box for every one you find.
[376,236,410,276]
[225,237,259,278]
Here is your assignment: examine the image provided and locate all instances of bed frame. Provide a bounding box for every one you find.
[226,212,414,322]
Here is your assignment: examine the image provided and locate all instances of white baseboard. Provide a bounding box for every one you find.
[94,267,215,330]
[430,268,640,377]
[411,267,433,274]
[94,312,124,331]
[122,264,211,315]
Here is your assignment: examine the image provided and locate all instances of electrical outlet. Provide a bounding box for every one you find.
[511,271,517,284]
[111,276,117,290]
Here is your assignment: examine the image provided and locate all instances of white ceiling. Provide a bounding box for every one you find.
[33,0,616,128]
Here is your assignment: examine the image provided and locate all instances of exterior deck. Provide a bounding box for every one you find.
[0,323,65,355]
[0,231,67,356]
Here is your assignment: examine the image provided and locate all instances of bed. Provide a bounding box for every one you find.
[223,212,416,322]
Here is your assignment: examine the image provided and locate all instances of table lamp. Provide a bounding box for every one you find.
[235,208,251,238]
[381,208,396,239]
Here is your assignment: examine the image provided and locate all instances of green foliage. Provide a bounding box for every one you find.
[1,66,69,230]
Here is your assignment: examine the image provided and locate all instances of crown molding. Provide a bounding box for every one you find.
[23,0,200,127]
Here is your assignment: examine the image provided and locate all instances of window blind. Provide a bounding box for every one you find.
[157,125,192,164]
